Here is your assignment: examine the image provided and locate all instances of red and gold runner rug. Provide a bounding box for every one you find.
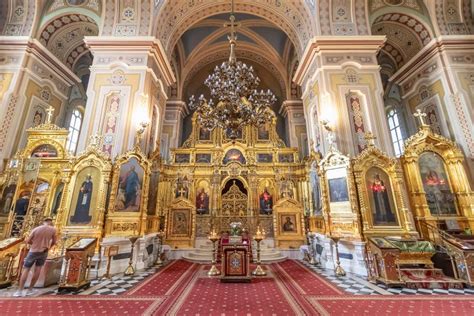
[0,260,473,315]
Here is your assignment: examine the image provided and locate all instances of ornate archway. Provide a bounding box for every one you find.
[221,179,248,217]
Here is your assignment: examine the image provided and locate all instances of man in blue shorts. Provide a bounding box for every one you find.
[14,218,57,297]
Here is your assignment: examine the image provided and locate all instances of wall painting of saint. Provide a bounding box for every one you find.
[115,157,144,212]
[0,184,17,215]
[69,167,99,225]
[259,188,273,215]
[328,177,349,203]
[419,152,457,215]
[196,187,210,215]
[366,167,397,226]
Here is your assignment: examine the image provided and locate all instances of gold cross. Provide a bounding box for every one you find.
[45,106,54,124]
[178,187,186,197]
[223,0,240,40]
[414,109,428,126]
[364,131,377,146]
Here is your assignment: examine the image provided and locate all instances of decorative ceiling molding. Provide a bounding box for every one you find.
[38,13,98,69]
[181,44,288,100]
[154,0,316,57]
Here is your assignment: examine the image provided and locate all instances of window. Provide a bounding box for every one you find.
[387,109,404,157]
[66,109,82,153]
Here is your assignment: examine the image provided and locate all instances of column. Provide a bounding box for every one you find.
[77,37,175,158]
[280,100,308,158]
[160,100,188,161]
[294,36,392,158]
[0,37,78,169]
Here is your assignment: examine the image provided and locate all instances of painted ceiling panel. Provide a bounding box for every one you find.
[249,27,287,56]
[181,26,220,57]
[211,32,256,46]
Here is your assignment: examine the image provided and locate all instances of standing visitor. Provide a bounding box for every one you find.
[14,218,57,297]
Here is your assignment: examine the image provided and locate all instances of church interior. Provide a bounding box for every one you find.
[0,0,474,315]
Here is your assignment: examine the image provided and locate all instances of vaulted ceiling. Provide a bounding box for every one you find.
[173,12,297,104]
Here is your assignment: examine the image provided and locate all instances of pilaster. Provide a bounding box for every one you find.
[78,36,175,159]
[280,100,307,158]
[161,100,189,161]
[391,36,474,182]
[0,36,78,169]
[294,36,393,158]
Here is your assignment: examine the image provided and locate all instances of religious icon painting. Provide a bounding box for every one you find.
[257,153,273,163]
[147,171,159,216]
[175,153,190,163]
[69,166,100,225]
[225,127,243,140]
[35,180,50,194]
[418,152,457,215]
[365,167,398,226]
[196,153,212,163]
[259,187,273,215]
[195,186,210,215]
[170,209,190,236]
[257,125,270,140]
[50,183,64,217]
[223,149,246,164]
[114,157,144,212]
[280,214,297,234]
[0,184,17,215]
[31,144,58,158]
[279,153,294,163]
[328,177,349,203]
[198,128,211,141]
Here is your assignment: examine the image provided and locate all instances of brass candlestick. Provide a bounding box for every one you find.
[208,228,220,276]
[252,226,266,276]
[124,236,139,276]
[330,236,346,277]
[154,230,165,267]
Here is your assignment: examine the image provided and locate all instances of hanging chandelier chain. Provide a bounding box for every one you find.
[188,0,276,140]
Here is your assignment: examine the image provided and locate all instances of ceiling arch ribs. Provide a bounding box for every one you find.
[37,13,99,70]
[155,1,315,58]
[181,43,288,100]
[372,12,434,70]
[183,25,284,68]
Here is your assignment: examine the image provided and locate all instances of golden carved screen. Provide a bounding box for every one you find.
[221,181,248,216]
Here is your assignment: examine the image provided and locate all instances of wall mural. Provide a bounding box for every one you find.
[419,152,457,215]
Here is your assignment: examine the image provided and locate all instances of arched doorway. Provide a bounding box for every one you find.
[217,178,255,233]
[221,179,248,217]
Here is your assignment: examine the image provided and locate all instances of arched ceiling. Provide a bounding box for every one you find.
[154,0,315,58]
[37,0,101,70]
[175,12,295,102]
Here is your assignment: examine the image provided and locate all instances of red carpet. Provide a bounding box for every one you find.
[1,260,473,315]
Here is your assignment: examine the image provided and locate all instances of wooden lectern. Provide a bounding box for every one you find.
[0,237,24,288]
[221,243,251,283]
[58,238,96,291]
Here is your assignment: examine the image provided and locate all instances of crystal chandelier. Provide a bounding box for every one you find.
[188,1,276,140]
